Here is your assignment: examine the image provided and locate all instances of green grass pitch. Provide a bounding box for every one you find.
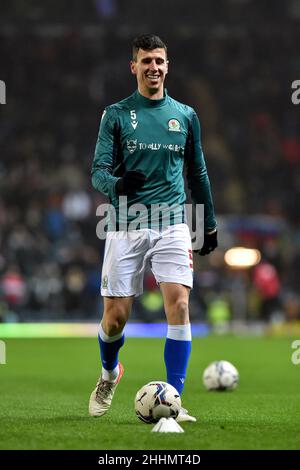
[0,335,299,450]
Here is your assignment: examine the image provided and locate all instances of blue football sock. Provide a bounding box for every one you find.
[164,324,192,395]
[98,323,125,372]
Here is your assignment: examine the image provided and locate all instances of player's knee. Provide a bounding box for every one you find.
[103,306,129,334]
[171,298,189,323]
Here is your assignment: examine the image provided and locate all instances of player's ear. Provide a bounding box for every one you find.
[130,60,137,75]
[166,60,169,75]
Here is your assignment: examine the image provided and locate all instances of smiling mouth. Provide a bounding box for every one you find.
[146,75,160,80]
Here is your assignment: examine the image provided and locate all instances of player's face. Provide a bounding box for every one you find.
[130,48,168,98]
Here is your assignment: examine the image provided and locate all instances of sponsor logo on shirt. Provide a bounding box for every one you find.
[131,141,184,154]
[127,139,137,154]
[168,118,181,132]
[126,140,184,155]
[162,144,184,154]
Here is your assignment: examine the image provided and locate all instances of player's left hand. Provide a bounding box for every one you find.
[195,229,218,256]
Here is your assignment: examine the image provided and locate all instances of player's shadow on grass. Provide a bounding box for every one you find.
[21,416,138,425]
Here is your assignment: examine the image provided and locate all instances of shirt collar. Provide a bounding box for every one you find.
[135,89,168,107]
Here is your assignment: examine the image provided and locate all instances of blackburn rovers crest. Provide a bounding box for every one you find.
[168,119,181,132]
[102,275,108,289]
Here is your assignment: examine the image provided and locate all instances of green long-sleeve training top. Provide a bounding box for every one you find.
[91,89,217,231]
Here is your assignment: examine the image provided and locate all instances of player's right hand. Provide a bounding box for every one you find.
[115,170,147,196]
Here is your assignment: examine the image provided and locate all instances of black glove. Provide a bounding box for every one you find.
[115,170,147,196]
[195,230,218,256]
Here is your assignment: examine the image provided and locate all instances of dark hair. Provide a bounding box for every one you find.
[132,34,167,61]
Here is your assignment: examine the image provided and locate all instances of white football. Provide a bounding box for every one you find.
[203,360,239,391]
[135,381,181,423]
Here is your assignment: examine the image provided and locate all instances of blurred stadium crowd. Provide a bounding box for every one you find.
[0,0,299,323]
